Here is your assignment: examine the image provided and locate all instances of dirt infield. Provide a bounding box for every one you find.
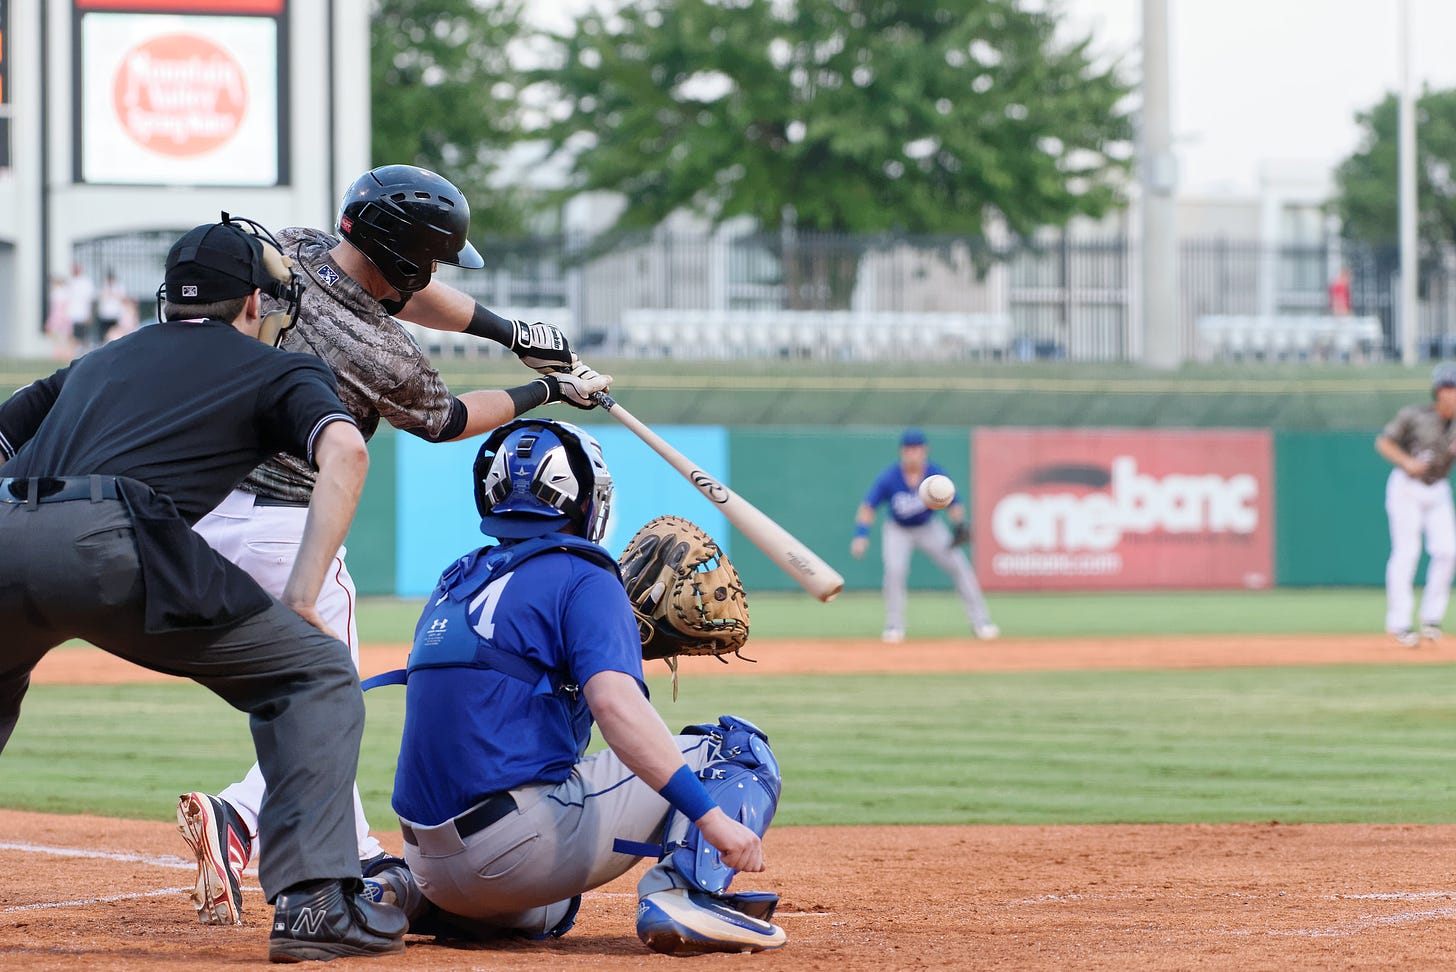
[7,633,1456,970]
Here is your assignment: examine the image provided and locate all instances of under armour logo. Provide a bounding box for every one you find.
[316,264,341,286]
[291,906,328,936]
[429,619,448,632]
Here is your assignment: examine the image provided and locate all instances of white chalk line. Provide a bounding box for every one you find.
[3,887,194,914]
[2,840,835,920]
[1006,887,1456,938]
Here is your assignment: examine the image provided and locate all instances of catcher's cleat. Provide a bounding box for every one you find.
[177,791,252,925]
[975,623,1001,641]
[1421,623,1443,644]
[636,888,786,955]
[880,628,904,644]
[1391,629,1421,648]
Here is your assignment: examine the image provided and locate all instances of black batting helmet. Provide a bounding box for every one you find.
[336,165,485,296]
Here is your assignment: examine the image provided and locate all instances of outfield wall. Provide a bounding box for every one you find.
[346,426,1405,596]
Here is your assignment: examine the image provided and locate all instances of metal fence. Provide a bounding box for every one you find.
[71,226,1456,363]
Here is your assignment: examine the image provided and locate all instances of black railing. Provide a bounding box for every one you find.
[65,227,1456,363]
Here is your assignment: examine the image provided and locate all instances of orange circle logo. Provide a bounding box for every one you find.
[112,34,248,157]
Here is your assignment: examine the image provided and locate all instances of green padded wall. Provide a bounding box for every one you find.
[726,427,973,594]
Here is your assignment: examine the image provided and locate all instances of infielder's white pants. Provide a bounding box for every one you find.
[1384,470,1456,633]
[193,489,382,861]
[881,518,991,634]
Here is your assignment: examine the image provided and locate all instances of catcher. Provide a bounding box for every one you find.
[362,418,785,955]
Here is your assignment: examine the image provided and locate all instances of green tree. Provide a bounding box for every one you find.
[1334,88,1456,252]
[526,0,1132,306]
[370,0,533,234]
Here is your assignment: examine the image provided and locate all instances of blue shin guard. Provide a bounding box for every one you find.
[669,715,781,896]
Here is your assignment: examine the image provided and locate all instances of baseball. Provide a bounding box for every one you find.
[918,474,956,510]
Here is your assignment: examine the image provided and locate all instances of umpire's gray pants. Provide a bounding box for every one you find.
[0,499,364,901]
[882,518,992,633]
[399,732,719,937]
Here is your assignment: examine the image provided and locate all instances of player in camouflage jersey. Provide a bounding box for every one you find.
[1375,363,1456,647]
[176,165,611,927]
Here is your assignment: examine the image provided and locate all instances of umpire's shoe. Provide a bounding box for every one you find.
[177,791,252,925]
[636,888,787,955]
[268,878,407,963]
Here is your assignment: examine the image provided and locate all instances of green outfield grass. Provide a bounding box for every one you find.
[358,587,1392,642]
[4,664,1456,828]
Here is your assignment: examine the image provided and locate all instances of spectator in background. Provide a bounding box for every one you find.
[44,276,75,362]
[66,262,96,352]
[105,296,141,344]
[1329,265,1353,316]
[96,270,128,345]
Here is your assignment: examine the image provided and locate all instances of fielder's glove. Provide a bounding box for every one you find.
[950,521,972,547]
[510,320,580,374]
[619,515,751,663]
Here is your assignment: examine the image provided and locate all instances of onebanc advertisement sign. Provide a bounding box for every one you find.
[973,429,1274,591]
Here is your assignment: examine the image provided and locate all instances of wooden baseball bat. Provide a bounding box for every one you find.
[593,392,844,603]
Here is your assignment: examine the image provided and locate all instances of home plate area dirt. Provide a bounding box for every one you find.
[7,634,1456,970]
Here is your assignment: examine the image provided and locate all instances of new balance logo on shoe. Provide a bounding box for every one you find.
[290,905,329,936]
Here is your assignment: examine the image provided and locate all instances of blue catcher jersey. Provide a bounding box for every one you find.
[391,539,646,827]
[864,460,956,527]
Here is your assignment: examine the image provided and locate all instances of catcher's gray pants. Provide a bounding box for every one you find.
[399,733,719,937]
[0,498,365,901]
[881,518,991,634]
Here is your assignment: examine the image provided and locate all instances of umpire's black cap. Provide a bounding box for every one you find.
[164,222,267,303]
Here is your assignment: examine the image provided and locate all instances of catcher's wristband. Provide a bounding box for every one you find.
[659,764,716,822]
[853,523,870,539]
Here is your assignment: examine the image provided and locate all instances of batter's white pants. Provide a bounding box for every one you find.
[881,518,992,635]
[193,489,383,862]
[1384,470,1456,634]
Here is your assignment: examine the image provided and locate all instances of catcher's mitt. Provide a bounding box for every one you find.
[618,515,750,663]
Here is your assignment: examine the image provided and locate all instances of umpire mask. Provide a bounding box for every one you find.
[225,214,306,347]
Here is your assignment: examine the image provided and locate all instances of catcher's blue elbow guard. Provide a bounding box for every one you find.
[668,715,781,895]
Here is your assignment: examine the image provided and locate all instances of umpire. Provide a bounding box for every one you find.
[0,216,406,962]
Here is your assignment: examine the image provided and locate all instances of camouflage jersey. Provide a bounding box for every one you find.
[1381,404,1456,485]
[240,227,463,502]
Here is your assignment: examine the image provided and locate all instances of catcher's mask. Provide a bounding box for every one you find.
[474,418,613,542]
[156,212,305,346]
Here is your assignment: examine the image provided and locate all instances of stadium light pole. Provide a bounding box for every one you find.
[1398,0,1418,366]
[1140,0,1179,370]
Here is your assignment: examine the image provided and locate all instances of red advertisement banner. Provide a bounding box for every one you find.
[973,429,1274,591]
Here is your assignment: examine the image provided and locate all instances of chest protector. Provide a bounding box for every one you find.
[361,533,620,694]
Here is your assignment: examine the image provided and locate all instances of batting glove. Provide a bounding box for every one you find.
[511,320,580,374]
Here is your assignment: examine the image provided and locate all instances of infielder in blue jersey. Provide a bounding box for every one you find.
[851,428,997,642]
[363,418,786,955]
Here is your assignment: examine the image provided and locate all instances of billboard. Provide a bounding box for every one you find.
[973,429,1274,591]
[74,2,286,185]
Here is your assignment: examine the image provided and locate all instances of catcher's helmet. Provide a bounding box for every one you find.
[1434,362,1456,396]
[336,165,485,297]
[474,419,613,542]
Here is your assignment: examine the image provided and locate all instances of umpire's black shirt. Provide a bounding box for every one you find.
[0,320,356,631]
[0,320,354,523]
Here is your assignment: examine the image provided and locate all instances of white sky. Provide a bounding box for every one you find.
[528,0,1456,199]
[1063,0,1456,197]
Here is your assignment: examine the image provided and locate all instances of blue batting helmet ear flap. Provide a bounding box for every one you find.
[473,419,614,541]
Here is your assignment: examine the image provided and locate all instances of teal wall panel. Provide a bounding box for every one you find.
[725,427,972,594]
[346,427,397,596]
[1274,430,1397,586]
